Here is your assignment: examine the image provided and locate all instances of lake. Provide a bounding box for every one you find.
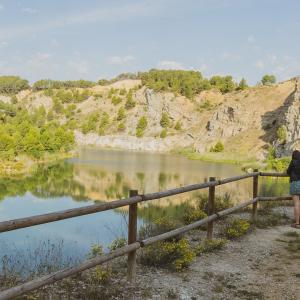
[0,148,289,272]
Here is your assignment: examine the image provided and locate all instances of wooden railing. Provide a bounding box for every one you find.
[0,171,291,300]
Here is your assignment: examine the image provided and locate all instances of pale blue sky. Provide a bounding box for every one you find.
[0,0,299,84]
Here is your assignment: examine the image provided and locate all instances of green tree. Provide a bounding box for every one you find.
[117,107,126,121]
[261,74,276,85]
[136,116,147,137]
[237,78,248,90]
[160,112,170,128]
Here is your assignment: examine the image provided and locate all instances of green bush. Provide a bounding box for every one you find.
[117,122,126,132]
[136,116,147,137]
[261,74,276,85]
[108,237,127,251]
[125,90,136,109]
[117,107,126,121]
[194,238,227,256]
[209,75,236,93]
[33,79,95,90]
[139,69,211,98]
[0,76,29,94]
[160,129,167,138]
[197,193,232,213]
[174,121,182,130]
[277,126,286,143]
[140,238,195,271]
[221,218,250,239]
[160,112,170,128]
[182,206,207,225]
[236,78,248,90]
[210,141,224,152]
[111,96,122,106]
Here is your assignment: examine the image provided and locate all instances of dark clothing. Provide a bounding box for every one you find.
[287,159,300,182]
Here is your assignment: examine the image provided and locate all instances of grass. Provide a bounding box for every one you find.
[175,147,258,166]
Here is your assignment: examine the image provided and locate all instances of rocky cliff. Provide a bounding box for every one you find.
[4,77,299,162]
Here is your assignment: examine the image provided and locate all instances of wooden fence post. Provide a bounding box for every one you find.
[207,177,216,239]
[252,169,259,221]
[127,190,138,282]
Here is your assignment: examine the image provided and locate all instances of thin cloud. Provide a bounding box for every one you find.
[107,55,135,65]
[0,4,3,11]
[0,2,153,40]
[254,60,264,70]
[68,60,89,75]
[22,8,38,14]
[157,60,184,70]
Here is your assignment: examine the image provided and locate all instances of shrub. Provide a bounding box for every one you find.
[108,237,127,251]
[277,126,286,143]
[194,238,227,256]
[160,129,167,138]
[125,90,136,109]
[160,112,170,128]
[0,76,29,94]
[136,116,147,137]
[236,78,248,90]
[140,238,195,271]
[112,96,122,105]
[221,218,250,239]
[210,141,224,152]
[33,79,95,90]
[117,107,126,121]
[139,217,180,240]
[117,122,126,132]
[174,121,182,130]
[197,193,232,213]
[182,206,207,225]
[119,88,127,96]
[261,74,276,85]
[139,69,211,98]
[209,75,236,93]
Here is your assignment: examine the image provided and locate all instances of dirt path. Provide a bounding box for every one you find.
[132,225,300,300]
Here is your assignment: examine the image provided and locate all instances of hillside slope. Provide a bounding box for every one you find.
[2,77,299,163]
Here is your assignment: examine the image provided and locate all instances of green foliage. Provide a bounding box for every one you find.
[117,122,126,132]
[210,141,224,152]
[88,244,104,258]
[277,126,287,143]
[98,73,138,86]
[221,218,250,239]
[261,74,276,85]
[237,78,248,90]
[265,145,290,171]
[194,238,227,256]
[198,100,214,111]
[160,129,167,138]
[197,193,232,213]
[111,96,122,105]
[108,237,127,251]
[209,75,236,93]
[81,112,100,134]
[0,76,29,94]
[160,112,170,128]
[140,238,195,271]
[136,116,147,137]
[98,112,110,135]
[174,121,182,130]
[32,79,95,91]
[139,217,180,240]
[140,69,211,98]
[117,107,126,121]
[125,90,136,109]
[0,108,74,160]
[119,88,127,96]
[182,206,207,225]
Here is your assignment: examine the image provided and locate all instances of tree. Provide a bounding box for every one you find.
[237,78,248,90]
[0,76,29,94]
[261,74,276,85]
[136,116,147,137]
[160,112,170,128]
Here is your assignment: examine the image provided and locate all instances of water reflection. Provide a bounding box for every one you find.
[0,148,290,267]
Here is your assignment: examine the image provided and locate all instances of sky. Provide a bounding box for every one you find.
[0,0,299,84]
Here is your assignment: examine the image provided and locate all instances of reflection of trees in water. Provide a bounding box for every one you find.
[0,162,86,202]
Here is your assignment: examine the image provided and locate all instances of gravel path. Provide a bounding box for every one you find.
[132,222,300,299]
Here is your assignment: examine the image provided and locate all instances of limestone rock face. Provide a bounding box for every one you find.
[276,78,300,156]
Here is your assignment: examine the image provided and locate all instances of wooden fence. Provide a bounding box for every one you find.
[0,170,291,300]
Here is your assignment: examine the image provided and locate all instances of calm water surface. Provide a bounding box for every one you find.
[0,148,289,269]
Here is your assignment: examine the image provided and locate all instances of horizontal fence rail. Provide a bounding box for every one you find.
[0,172,259,233]
[0,171,293,300]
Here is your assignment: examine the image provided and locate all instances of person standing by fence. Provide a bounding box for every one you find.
[287,150,300,228]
